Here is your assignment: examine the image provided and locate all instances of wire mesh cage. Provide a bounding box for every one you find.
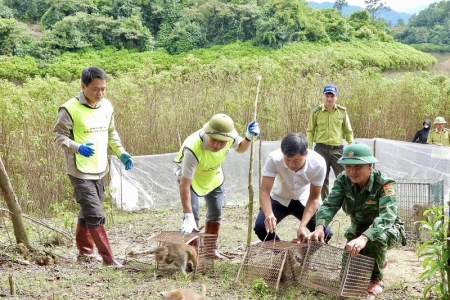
[395,178,444,239]
[149,231,216,274]
[236,241,307,291]
[299,241,374,298]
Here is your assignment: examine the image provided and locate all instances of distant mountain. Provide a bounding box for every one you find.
[307,1,412,25]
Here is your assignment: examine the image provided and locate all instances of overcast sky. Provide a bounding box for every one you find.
[309,1,438,14]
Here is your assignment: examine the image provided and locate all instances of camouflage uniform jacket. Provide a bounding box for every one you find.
[316,169,404,242]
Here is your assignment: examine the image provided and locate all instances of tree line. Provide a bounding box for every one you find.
[0,0,394,62]
[390,0,450,52]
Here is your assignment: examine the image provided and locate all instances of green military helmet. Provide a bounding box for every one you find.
[203,113,238,142]
[338,143,378,165]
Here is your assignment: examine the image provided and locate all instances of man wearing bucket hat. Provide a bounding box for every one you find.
[174,114,260,259]
[309,143,405,297]
[427,116,449,146]
[306,84,354,202]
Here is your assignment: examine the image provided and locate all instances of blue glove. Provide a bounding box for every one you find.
[78,142,95,157]
[120,152,134,170]
[245,121,260,140]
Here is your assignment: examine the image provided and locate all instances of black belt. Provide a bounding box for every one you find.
[315,143,343,150]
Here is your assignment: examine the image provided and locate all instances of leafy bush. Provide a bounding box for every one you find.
[38,12,153,52]
[3,0,49,21]
[417,205,450,299]
[0,18,32,56]
[0,3,15,18]
[40,0,98,30]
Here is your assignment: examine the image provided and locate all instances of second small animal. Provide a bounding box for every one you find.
[154,243,197,275]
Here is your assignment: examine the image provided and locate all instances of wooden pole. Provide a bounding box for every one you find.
[0,156,29,246]
[246,75,262,247]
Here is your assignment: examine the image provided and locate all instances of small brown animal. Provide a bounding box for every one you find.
[163,284,206,300]
[413,203,430,241]
[154,243,197,275]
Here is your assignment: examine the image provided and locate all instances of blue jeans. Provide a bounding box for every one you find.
[253,197,333,242]
[190,184,225,223]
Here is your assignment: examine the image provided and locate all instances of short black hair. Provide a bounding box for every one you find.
[81,66,107,86]
[281,133,308,157]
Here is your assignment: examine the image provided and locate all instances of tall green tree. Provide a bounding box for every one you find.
[333,0,348,12]
[0,18,32,56]
[254,0,329,47]
[3,0,49,21]
[364,0,390,22]
[40,12,153,52]
[40,0,98,29]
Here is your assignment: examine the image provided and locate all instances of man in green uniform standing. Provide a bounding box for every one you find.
[306,84,353,201]
[427,116,450,146]
[309,143,405,297]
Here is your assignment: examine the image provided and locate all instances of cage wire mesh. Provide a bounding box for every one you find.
[149,231,215,274]
[236,241,306,291]
[109,138,450,212]
[299,241,374,298]
[395,178,444,240]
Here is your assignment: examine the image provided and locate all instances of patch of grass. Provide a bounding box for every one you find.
[0,206,422,299]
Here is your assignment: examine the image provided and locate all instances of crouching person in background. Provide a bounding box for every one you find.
[309,143,405,297]
[54,66,134,267]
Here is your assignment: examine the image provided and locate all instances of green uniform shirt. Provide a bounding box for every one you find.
[316,169,404,242]
[427,128,450,146]
[306,104,354,149]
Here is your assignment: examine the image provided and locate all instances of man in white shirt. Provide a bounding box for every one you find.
[254,133,332,242]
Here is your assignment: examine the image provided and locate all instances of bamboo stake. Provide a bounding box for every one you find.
[246,75,262,247]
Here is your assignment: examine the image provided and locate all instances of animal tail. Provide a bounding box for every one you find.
[201,284,206,298]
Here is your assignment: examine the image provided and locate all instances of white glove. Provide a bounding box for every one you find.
[179,213,199,234]
[245,121,260,140]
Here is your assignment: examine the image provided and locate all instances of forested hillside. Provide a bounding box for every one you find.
[0,0,394,60]
[391,0,450,52]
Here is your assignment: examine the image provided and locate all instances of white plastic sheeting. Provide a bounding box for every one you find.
[109,138,450,211]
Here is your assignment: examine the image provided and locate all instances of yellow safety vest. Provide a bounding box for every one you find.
[174,131,232,196]
[62,97,113,174]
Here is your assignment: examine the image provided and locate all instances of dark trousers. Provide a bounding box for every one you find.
[253,198,333,242]
[314,145,344,201]
[69,175,105,228]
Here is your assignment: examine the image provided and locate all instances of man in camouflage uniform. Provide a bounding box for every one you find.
[306,84,353,201]
[309,143,405,297]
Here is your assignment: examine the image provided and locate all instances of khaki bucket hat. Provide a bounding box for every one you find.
[203,114,238,142]
[338,143,378,165]
[433,116,447,124]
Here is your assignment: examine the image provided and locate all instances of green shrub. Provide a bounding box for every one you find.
[417,206,450,299]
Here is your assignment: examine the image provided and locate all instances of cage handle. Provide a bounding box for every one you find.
[328,220,341,248]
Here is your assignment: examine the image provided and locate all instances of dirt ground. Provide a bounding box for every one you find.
[0,207,430,299]
[383,247,425,298]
